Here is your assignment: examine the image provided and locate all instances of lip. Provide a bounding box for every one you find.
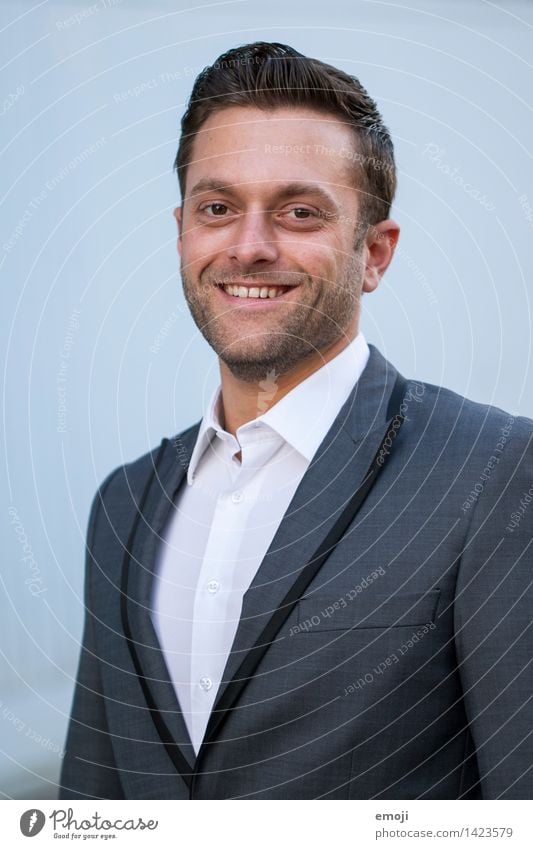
[214,283,301,308]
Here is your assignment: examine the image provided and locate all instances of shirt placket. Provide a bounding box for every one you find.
[188,428,284,751]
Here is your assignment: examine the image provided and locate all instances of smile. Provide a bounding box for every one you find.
[218,283,292,299]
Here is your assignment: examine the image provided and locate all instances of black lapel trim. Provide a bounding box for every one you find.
[120,438,195,789]
[386,371,408,421]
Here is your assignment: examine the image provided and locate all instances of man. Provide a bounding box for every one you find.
[60,42,533,800]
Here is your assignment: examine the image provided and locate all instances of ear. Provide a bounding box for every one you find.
[362,219,400,294]
[173,206,183,256]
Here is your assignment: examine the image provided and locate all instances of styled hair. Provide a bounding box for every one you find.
[174,41,396,226]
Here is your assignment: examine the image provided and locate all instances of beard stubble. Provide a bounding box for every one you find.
[180,250,364,383]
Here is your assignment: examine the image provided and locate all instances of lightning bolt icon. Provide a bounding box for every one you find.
[28,811,37,833]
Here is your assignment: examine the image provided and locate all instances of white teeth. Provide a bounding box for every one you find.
[221,284,286,299]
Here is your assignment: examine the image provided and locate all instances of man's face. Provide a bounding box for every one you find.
[175,105,388,382]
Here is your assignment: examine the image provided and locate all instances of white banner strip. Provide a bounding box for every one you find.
[1,799,530,847]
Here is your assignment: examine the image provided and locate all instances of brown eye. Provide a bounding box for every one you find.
[291,207,313,218]
[207,203,228,216]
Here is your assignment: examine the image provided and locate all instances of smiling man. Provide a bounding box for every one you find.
[60,42,533,801]
[175,104,397,393]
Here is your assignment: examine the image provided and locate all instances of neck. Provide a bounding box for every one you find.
[218,320,359,436]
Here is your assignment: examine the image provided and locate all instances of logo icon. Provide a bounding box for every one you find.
[20,809,45,837]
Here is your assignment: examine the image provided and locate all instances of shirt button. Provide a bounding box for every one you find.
[199,676,212,691]
[231,490,244,504]
[207,580,220,594]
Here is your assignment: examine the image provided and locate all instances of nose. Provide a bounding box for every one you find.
[226,210,280,266]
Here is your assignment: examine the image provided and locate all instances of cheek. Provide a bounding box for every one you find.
[180,239,211,276]
[292,244,338,283]
[182,227,230,271]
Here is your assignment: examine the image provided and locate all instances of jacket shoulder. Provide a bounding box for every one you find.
[411,378,533,445]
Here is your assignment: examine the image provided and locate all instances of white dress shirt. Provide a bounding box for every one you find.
[150,332,370,754]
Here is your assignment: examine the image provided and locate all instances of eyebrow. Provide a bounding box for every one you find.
[186,178,340,209]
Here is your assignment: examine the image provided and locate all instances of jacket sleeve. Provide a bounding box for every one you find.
[58,468,125,800]
[454,416,533,799]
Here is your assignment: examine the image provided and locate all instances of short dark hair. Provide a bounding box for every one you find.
[174,41,396,226]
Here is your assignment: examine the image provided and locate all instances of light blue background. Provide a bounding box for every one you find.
[1,0,532,798]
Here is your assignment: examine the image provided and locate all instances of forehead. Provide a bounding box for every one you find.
[184,105,359,198]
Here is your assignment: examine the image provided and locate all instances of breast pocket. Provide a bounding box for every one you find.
[293,589,441,633]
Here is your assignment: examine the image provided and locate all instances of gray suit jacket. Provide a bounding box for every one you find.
[59,344,533,800]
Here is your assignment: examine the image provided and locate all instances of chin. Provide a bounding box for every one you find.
[219,353,277,383]
[220,341,316,383]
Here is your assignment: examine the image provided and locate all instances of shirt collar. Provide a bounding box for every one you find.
[187,332,370,484]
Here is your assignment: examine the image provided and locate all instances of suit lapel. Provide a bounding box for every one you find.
[201,344,402,747]
[124,426,200,773]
